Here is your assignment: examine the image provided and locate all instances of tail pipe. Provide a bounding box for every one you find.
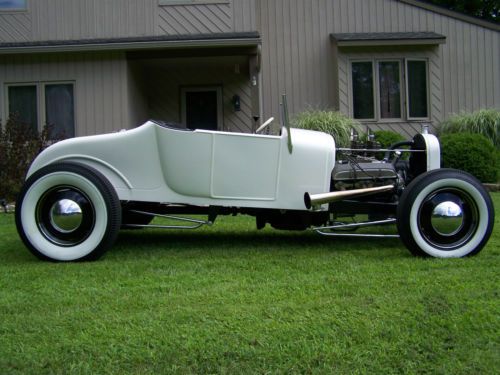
[304,185,395,209]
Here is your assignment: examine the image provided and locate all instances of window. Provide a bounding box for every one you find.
[45,84,75,138]
[0,0,27,10]
[406,60,428,119]
[351,59,428,121]
[6,82,75,139]
[378,61,401,119]
[352,62,374,120]
[7,85,37,132]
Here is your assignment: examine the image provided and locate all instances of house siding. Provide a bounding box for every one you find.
[30,0,155,41]
[156,3,232,34]
[257,0,500,134]
[0,0,499,137]
[0,12,31,42]
[0,0,257,42]
[0,52,131,135]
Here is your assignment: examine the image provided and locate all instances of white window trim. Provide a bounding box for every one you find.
[405,58,430,121]
[349,58,430,123]
[180,86,223,130]
[5,81,76,135]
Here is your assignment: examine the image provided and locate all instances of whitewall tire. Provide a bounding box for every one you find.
[397,169,494,258]
[16,163,121,261]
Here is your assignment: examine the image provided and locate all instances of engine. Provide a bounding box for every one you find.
[332,159,402,191]
[332,132,411,194]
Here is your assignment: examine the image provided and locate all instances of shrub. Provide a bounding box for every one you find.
[373,130,407,160]
[440,133,498,183]
[439,108,500,149]
[292,109,360,147]
[0,117,52,202]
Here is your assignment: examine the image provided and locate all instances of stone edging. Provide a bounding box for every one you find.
[483,183,500,192]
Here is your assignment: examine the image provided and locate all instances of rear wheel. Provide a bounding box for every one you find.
[397,169,494,258]
[16,163,121,261]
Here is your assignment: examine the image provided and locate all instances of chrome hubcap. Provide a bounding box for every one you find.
[36,187,95,247]
[430,201,464,236]
[49,199,83,233]
[418,189,478,250]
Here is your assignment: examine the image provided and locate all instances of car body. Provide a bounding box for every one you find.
[27,121,335,211]
[16,99,495,261]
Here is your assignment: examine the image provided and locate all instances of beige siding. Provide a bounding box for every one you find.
[0,52,131,135]
[156,3,232,34]
[0,0,257,42]
[233,0,257,32]
[0,11,31,42]
[30,0,155,41]
[127,62,149,128]
[155,0,257,35]
[258,0,500,128]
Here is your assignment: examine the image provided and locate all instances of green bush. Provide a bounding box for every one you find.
[440,133,498,183]
[292,110,360,147]
[0,117,52,201]
[373,130,407,160]
[439,108,500,149]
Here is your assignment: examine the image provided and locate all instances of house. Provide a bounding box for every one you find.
[0,0,499,139]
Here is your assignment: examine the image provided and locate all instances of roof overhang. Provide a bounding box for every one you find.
[330,32,446,47]
[0,32,261,55]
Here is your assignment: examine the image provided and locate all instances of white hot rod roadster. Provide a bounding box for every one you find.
[16,96,494,261]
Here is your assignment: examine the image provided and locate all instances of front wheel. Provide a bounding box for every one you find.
[397,169,494,258]
[16,163,121,261]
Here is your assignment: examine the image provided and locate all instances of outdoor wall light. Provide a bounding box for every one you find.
[232,95,241,111]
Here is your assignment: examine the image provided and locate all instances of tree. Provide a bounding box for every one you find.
[423,0,499,24]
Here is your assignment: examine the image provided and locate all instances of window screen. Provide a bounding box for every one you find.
[407,60,428,118]
[8,85,38,133]
[45,84,75,138]
[378,61,401,119]
[351,61,374,119]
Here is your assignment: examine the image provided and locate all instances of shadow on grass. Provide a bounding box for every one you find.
[2,225,408,265]
[113,228,405,257]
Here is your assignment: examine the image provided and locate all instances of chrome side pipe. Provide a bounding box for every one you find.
[123,210,213,230]
[312,218,400,238]
[304,184,395,209]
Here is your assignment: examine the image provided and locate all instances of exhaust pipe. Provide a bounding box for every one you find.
[304,185,394,209]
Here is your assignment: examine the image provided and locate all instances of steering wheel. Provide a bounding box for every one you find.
[255,117,274,134]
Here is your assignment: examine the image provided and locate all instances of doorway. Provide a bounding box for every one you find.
[181,86,223,130]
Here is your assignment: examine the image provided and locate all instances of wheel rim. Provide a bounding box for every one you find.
[36,186,95,247]
[418,188,479,250]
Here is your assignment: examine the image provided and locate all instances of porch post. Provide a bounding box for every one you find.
[249,47,261,133]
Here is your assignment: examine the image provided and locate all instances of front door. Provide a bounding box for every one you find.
[181,86,222,130]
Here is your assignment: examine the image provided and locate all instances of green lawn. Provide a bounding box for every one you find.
[1,195,499,374]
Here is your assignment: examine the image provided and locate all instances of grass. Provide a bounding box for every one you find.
[1,194,499,374]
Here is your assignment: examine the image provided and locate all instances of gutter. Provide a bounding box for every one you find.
[0,34,261,55]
